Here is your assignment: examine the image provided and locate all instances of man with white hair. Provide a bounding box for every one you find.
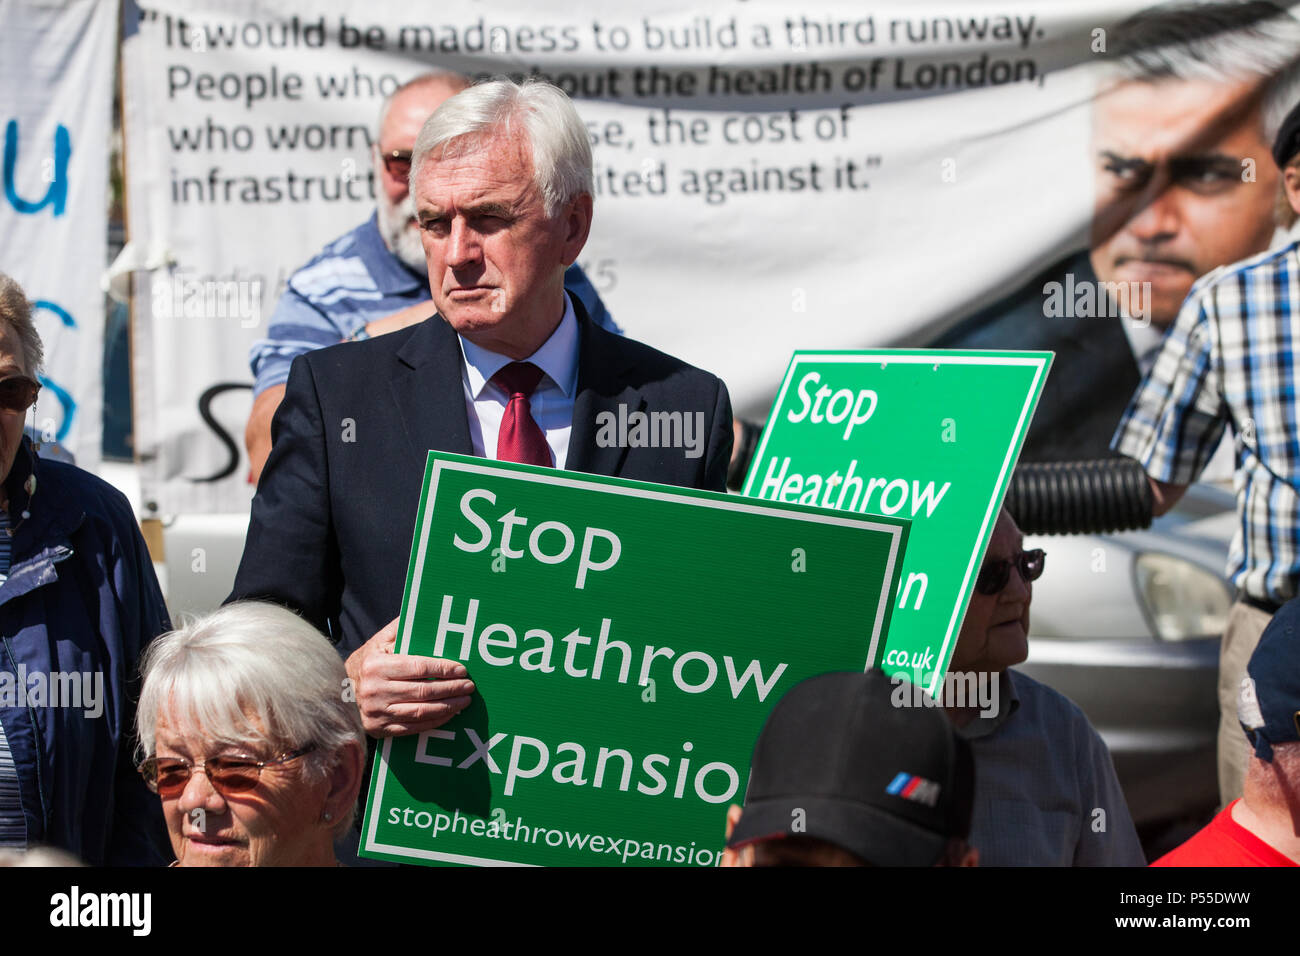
[230,78,733,743]
[243,70,618,482]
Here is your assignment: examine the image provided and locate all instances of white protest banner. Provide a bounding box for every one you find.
[121,0,1171,513]
[0,0,116,466]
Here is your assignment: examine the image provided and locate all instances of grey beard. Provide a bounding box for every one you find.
[376,192,427,273]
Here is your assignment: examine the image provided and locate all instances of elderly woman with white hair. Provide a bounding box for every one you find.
[136,601,365,866]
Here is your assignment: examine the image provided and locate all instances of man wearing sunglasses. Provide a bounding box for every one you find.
[944,509,1144,865]
[244,69,619,483]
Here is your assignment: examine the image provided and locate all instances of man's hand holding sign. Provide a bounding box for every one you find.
[345,618,475,738]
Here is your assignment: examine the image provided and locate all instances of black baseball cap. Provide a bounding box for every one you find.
[1238,596,1300,761]
[727,670,975,866]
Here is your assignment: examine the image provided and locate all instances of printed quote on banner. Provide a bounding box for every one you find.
[123,0,1079,511]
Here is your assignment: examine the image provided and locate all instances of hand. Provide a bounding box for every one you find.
[345,617,476,738]
[1149,475,1189,517]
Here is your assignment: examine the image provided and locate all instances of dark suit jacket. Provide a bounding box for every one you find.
[932,251,1141,463]
[228,298,733,656]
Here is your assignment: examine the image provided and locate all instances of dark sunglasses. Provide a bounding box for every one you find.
[975,548,1045,595]
[0,375,39,413]
[138,744,315,797]
[380,149,412,179]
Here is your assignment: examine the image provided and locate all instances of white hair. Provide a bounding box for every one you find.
[136,601,365,837]
[409,77,593,218]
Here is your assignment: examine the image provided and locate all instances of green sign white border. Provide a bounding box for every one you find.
[741,351,1050,699]
[362,454,909,867]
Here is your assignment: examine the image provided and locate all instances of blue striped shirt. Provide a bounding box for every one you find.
[1113,240,1300,604]
[249,213,618,396]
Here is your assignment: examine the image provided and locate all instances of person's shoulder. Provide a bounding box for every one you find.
[1150,805,1243,866]
[931,250,1089,349]
[1006,670,1119,783]
[1006,669,1092,726]
[41,459,140,539]
[296,316,432,378]
[586,320,723,389]
[1190,239,1300,303]
[283,219,381,299]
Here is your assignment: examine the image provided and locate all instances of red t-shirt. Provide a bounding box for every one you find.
[1152,801,1298,867]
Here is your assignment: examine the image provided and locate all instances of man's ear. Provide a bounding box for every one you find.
[720,804,746,867]
[558,192,593,266]
[1284,164,1300,218]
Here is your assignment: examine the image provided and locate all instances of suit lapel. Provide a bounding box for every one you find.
[388,315,475,458]
[386,301,641,474]
[566,300,641,477]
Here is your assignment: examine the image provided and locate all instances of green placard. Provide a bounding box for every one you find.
[742,350,1050,697]
[360,452,909,867]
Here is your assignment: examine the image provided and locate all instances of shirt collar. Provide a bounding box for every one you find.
[459,293,580,401]
[357,212,427,295]
[1121,318,1166,377]
[955,670,1021,740]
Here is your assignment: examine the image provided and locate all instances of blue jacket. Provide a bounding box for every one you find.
[0,438,171,865]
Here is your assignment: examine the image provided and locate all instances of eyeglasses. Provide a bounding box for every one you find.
[0,376,39,413]
[975,548,1045,595]
[380,149,412,179]
[138,744,316,797]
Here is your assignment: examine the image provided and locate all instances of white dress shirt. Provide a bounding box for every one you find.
[458,294,580,469]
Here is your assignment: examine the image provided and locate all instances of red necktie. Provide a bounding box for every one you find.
[492,362,552,467]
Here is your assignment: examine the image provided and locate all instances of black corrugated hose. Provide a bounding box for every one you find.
[1004,458,1153,535]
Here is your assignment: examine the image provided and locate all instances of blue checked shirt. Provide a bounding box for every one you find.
[1112,240,1300,604]
[249,213,619,396]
